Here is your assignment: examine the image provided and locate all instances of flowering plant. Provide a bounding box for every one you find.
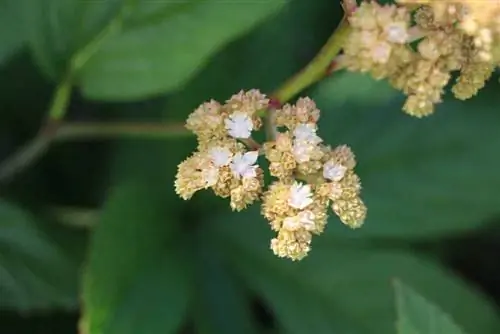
[2,1,500,334]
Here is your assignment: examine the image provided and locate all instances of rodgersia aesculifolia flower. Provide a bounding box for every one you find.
[175,91,367,261]
[342,0,499,117]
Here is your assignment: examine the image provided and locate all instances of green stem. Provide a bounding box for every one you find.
[48,71,73,120]
[54,122,192,141]
[271,18,351,103]
[0,75,73,183]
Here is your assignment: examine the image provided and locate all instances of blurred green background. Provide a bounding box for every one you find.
[1,0,500,333]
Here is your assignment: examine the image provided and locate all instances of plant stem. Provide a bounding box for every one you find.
[0,74,73,183]
[54,122,191,141]
[270,17,351,103]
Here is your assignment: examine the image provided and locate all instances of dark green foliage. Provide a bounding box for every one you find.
[1,0,500,333]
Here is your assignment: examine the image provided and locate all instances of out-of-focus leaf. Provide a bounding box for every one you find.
[311,71,500,238]
[210,206,500,334]
[394,280,466,334]
[79,0,286,100]
[21,0,123,77]
[164,0,343,119]
[193,233,260,334]
[0,200,82,311]
[81,181,190,334]
[0,0,25,65]
[105,253,191,334]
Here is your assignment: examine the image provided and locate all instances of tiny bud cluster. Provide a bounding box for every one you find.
[342,0,498,117]
[175,90,367,261]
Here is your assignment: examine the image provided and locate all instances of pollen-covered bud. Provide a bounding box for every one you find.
[262,180,329,260]
[174,151,214,200]
[261,181,328,233]
[270,228,312,261]
[223,89,268,138]
[228,150,264,211]
[332,196,367,229]
[316,145,366,228]
[343,1,412,79]
[275,97,320,129]
[263,132,297,180]
[186,100,226,148]
[175,136,263,210]
[452,37,495,100]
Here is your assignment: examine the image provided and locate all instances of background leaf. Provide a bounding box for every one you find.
[21,0,123,77]
[208,206,500,334]
[193,233,261,334]
[0,200,84,312]
[310,72,500,238]
[81,180,190,334]
[78,0,287,100]
[0,0,25,65]
[394,280,466,334]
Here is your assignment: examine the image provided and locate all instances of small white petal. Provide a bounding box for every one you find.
[288,182,314,210]
[292,140,312,163]
[323,161,347,182]
[385,22,408,44]
[293,123,322,144]
[282,210,316,231]
[297,211,316,231]
[283,216,302,231]
[230,151,259,179]
[242,150,259,165]
[209,147,233,167]
[225,112,253,139]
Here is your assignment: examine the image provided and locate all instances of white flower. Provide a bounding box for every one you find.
[293,123,322,143]
[292,140,314,163]
[323,161,347,182]
[288,182,313,209]
[230,151,259,179]
[209,147,232,167]
[385,22,408,44]
[283,211,316,231]
[225,112,253,139]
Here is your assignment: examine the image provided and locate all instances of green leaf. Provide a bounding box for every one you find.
[311,72,500,238]
[210,207,500,334]
[21,0,123,77]
[0,200,83,311]
[0,0,25,65]
[164,0,344,119]
[78,0,286,100]
[394,280,467,334]
[81,181,190,334]
[193,233,261,334]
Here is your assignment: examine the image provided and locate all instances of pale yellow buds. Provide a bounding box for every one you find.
[343,0,498,117]
[175,91,367,261]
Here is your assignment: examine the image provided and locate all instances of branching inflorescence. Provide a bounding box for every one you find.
[342,0,500,117]
[175,0,500,261]
[175,91,366,261]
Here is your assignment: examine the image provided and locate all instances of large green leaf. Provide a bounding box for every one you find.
[0,200,83,311]
[209,207,500,334]
[193,233,261,334]
[78,0,286,100]
[21,0,123,77]
[310,71,500,238]
[81,181,190,334]
[164,0,344,119]
[0,0,25,65]
[394,280,467,334]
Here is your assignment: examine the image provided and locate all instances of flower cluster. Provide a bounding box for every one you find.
[175,90,367,261]
[342,0,498,117]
